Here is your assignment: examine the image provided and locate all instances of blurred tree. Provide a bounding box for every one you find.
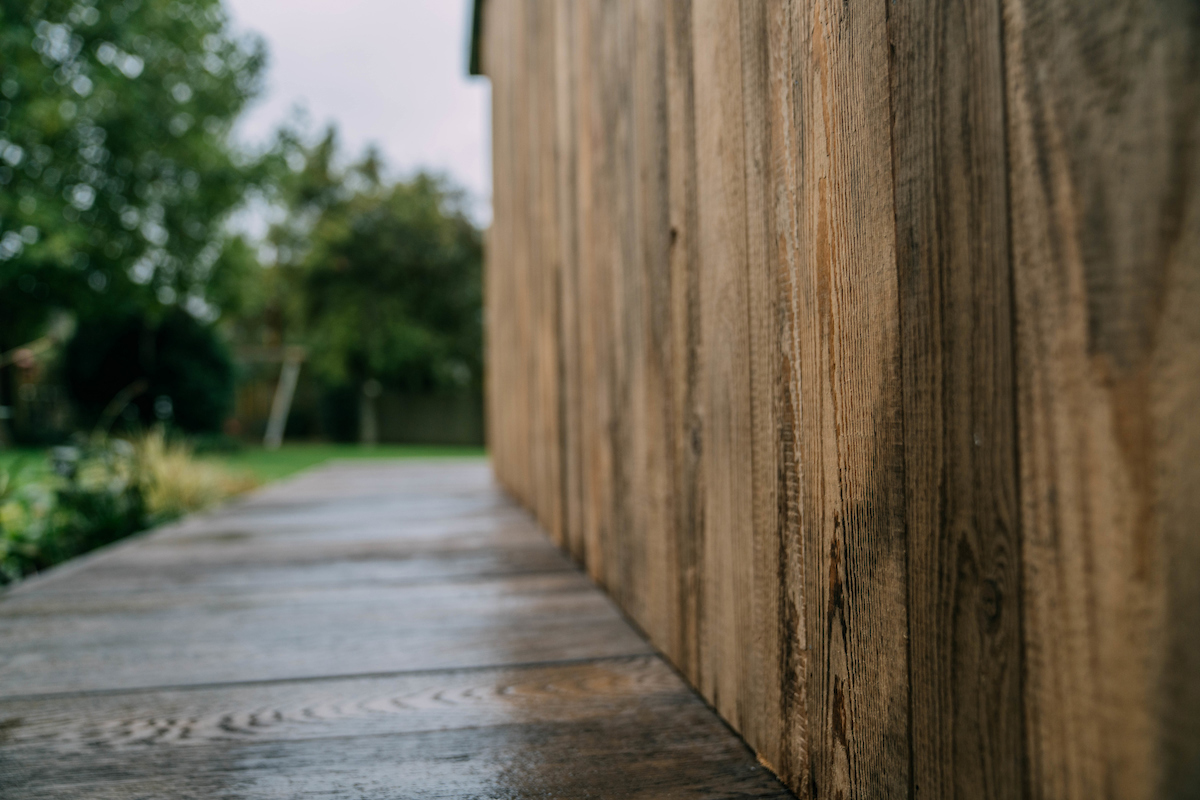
[269,130,483,444]
[0,0,268,435]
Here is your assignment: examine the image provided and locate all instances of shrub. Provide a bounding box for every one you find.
[0,431,258,585]
[0,463,56,584]
[63,310,236,435]
[0,440,145,582]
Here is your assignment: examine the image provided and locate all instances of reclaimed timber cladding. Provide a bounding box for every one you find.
[478,0,1200,797]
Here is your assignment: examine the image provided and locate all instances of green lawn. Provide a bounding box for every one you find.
[1,443,485,485]
[201,443,487,483]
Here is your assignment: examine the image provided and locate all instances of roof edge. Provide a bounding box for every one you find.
[468,0,485,76]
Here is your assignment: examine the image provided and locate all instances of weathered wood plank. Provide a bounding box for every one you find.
[0,548,575,597]
[788,0,910,795]
[0,657,686,751]
[0,726,790,800]
[528,0,564,545]
[1003,0,1200,795]
[484,0,518,496]
[0,571,651,697]
[481,0,1200,796]
[605,0,641,622]
[763,0,809,788]
[663,0,704,686]
[887,0,1024,794]
[574,0,616,584]
[1,660,790,799]
[553,0,585,566]
[509,0,535,513]
[691,0,756,736]
[736,0,786,772]
[585,0,682,666]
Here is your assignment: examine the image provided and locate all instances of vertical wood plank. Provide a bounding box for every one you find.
[529,0,563,544]
[482,2,1200,797]
[663,0,704,681]
[691,0,756,732]
[606,0,640,617]
[484,0,516,498]
[509,0,534,508]
[738,0,785,770]
[887,0,1024,795]
[1004,0,1200,796]
[553,0,584,563]
[763,0,810,788]
[629,0,676,649]
[574,0,614,583]
[789,0,910,795]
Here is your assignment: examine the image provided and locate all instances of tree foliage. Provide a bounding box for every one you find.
[271,130,483,395]
[0,0,267,348]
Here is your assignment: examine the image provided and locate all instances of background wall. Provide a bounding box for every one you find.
[479,0,1200,797]
[233,369,484,445]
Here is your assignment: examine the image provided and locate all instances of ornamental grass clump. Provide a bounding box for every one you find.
[133,429,259,522]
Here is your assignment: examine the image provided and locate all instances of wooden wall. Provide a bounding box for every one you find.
[478,0,1200,797]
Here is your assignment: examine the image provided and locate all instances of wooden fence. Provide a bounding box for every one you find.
[475,0,1200,796]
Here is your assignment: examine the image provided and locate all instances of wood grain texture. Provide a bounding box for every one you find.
[663,0,704,686]
[761,0,809,788]
[887,0,1024,795]
[484,0,518,501]
[0,571,652,697]
[575,0,616,585]
[604,0,640,624]
[0,658,690,751]
[2,725,788,800]
[480,0,1200,796]
[1003,0,1200,796]
[529,0,564,546]
[789,0,911,795]
[627,0,676,660]
[0,658,784,800]
[737,0,785,771]
[692,0,756,737]
[553,0,585,566]
[0,461,793,798]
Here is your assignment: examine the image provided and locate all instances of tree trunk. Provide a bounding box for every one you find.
[358,379,381,447]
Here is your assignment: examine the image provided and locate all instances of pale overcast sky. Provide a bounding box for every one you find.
[223,0,491,223]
